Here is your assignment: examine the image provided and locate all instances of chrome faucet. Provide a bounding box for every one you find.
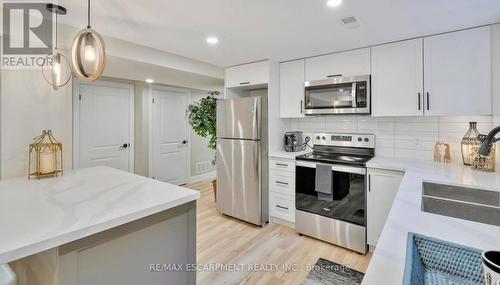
[478,126,500,156]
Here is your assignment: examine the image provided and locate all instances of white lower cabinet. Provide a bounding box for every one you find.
[367,168,404,247]
[269,157,296,224]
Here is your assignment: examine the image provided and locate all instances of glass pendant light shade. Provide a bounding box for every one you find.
[71,28,106,81]
[461,122,481,165]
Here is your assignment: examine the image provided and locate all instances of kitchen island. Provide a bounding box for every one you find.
[363,158,500,284]
[0,166,200,285]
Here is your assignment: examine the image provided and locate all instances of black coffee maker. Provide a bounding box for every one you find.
[284,131,304,152]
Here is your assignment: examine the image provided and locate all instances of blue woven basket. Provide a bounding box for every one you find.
[403,233,485,285]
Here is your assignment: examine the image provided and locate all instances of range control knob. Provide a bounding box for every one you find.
[364,138,370,142]
[316,136,321,140]
[322,136,326,140]
[357,137,363,142]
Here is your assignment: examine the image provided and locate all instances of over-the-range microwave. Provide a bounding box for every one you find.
[304,75,370,115]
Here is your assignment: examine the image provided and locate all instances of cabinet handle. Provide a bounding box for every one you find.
[426,92,430,111]
[326,74,342,78]
[418,93,421,110]
[239,82,250,85]
[368,174,371,192]
[276,205,289,210]
[276,181,289,186]
[276,163,288,167]
[300,100,303,114]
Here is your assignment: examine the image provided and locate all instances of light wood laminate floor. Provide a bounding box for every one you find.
[185,180,372,285]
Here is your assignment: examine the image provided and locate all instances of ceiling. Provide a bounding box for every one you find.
[61,0,500,67]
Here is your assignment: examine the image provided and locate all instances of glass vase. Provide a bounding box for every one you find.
[461,122,481,166]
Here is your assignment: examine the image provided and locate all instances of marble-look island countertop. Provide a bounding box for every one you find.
[362,157,500,284]
[0,166,200,264]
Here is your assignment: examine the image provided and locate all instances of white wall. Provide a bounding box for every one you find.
[286,115,500,164]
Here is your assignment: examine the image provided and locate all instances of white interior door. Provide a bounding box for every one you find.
[76,81,134,172]
[151,88,189,185]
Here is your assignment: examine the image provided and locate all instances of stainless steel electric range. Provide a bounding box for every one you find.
[295,133,375,254]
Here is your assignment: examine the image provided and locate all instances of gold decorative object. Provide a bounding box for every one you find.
[28,130,63,179]
[433,141,451,163]
[471,144,496,172]
[461,122,481,166]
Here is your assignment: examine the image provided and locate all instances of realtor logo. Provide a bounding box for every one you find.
[2,1,54,68]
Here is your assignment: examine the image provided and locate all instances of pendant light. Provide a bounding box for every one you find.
[71,0,106,81]
[42,4,71,91]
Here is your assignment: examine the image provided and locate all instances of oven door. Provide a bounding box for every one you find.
[295,160,366,227]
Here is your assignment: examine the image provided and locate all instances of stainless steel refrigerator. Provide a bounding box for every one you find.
[216,96,268,226]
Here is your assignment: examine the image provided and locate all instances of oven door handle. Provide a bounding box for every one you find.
[296,160,366,175]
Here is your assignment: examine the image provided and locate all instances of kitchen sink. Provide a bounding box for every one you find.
[422,181,500,227]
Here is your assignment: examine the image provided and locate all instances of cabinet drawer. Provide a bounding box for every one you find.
[269,172,294,195]
[269,159,295,172]
[270,193,295,223]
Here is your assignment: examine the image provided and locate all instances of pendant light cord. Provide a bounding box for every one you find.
[87,0,91,28]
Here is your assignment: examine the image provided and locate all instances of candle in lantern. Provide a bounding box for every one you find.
[39,153,55,174]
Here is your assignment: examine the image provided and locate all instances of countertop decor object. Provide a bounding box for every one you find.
[433,141,451,163]
[461,122,481,166]
[70,0,106,81]
[41,4,71,91]
[28,130,63,179]
[403,233,484,285]
[482,251,500,285]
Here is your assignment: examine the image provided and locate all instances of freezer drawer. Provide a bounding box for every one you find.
[216,139,262,225]
[216,97,261,140]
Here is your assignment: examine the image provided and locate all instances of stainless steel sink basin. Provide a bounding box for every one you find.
[422,181,500,226]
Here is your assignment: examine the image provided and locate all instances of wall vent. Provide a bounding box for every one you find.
[196,161,211,174]
[341,16,360,29]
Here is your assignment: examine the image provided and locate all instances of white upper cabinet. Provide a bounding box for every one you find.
[423,26,491,116]
[305,48,370,81]
[371,39,424,117]
[280,59,305,118]
[225,61,269,88]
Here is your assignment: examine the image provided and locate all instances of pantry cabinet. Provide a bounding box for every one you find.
[371,39,424,117]
[367,169,403,247]
[305,48,370,81]
[225,61,269,88]
[423,26,491,116]
[279,59,305,118]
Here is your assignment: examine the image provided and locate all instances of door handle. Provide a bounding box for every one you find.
[181,140,188,145]
[120,143,129,149]
[300,100,303,114]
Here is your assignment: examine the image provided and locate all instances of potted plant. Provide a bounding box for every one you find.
[186,91,218,200]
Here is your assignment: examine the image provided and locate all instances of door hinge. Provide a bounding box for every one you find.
[79,94,82,101]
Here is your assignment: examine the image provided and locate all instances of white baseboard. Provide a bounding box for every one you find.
[188,171,216,183]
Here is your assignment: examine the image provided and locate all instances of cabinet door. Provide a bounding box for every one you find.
[424,26,491,116]
[305,48,370,81]
[280,59,305,118]
[225,61,269,88]
[367,169,403,247]
[371,39,424,117]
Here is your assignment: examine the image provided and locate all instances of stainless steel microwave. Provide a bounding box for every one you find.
[304,75,370,115]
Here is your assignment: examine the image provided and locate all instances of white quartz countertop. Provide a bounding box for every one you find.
[0,166,200,264]
[269,149,312,160]
[362,159,500,284]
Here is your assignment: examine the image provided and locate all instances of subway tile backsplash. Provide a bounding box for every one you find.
[287,115,500,163]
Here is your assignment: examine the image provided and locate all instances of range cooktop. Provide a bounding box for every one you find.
[296,152,373,166]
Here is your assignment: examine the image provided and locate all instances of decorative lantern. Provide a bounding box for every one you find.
[28,130,63,179]
[461,122,481,165]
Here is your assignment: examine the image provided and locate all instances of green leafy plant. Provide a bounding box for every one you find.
[186,91,218,163]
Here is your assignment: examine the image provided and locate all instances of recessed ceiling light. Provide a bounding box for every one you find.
[327,0,342,7]
[206,36,219,45]
[145,78,154,84]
